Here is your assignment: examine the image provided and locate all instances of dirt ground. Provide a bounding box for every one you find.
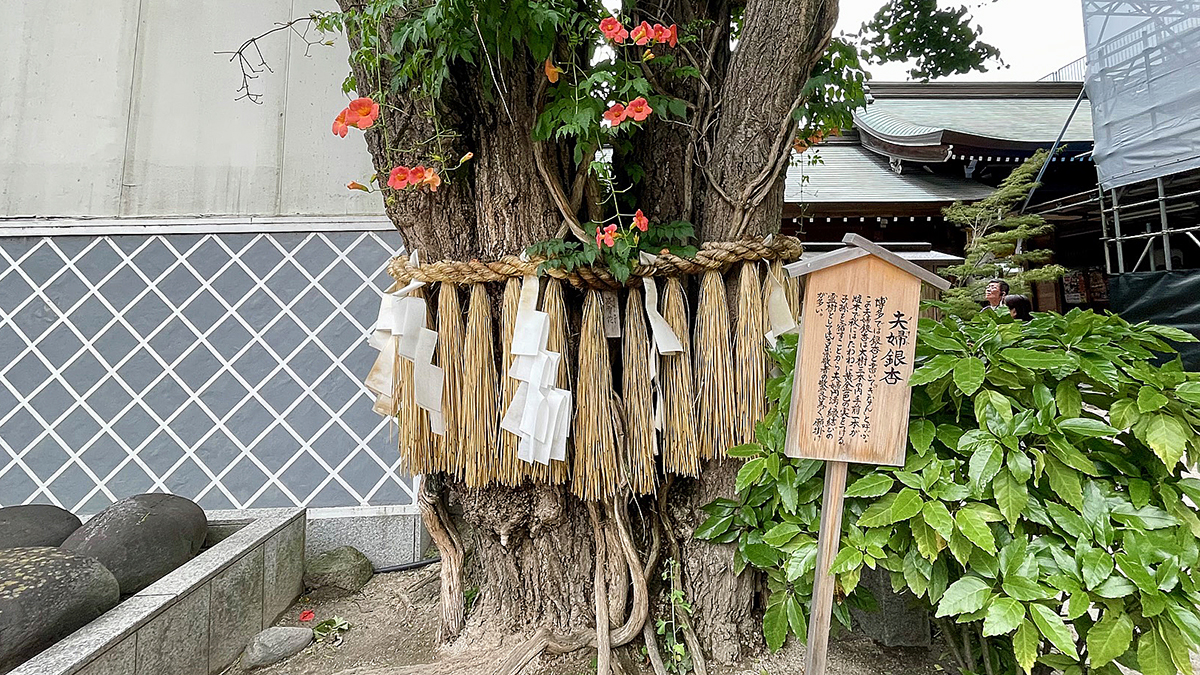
[229,564,950,675]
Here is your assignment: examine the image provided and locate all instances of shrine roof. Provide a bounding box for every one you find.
[784,144,993,205]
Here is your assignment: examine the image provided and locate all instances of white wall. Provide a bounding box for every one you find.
[0,0,382,219]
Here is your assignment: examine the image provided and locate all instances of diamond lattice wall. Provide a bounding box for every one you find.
[0,230,413,513]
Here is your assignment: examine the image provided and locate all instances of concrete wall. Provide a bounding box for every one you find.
[0,0,380,219]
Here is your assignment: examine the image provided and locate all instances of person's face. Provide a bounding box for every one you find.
[986,283,1002,304]
[1009,306,1018,318]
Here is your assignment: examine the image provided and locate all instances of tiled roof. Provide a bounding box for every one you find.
[785,145,994,204]
[855,96,1094,145]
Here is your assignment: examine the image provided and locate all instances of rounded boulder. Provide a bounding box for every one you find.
[61,493,207,595]
[0,547,120,672]
[304,546,373,598]
[0,504,82,549]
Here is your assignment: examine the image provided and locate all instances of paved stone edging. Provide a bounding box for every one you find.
[10,508,305,675]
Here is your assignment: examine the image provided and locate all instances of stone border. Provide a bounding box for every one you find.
[10,508,305,675]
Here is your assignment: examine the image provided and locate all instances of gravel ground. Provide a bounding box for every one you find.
[224,564,951,675]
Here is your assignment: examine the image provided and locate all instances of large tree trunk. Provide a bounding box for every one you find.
[338,0,835,666]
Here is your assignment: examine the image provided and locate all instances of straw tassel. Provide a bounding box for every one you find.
[694,270,737,460]
[537,279,571,484]
[463,284,499,489]
[735,263,767,444]
[572,291,620,501]
[436,282,465,478]
[659,277,701,477]
[497,278,526,486]
[622,288,657,494]
[397,288,435,475]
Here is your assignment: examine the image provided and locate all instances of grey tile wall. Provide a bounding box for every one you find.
[0,231,414,513]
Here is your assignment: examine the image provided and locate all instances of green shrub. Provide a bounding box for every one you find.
[699,307,1200,675]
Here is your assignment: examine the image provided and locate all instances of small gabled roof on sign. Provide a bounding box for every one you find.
[785,233,952,291]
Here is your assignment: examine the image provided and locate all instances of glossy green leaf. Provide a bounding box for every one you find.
[1110,398,1140,430]
[1175,381,1200,405]
[694,514,734,540]
[1138,413,1190,469]
[1086,610,1133,668]
[909,418,936,454]
[956,507,997,554]
[1002,348,1073,370]
[954,357,986,395]
[1137,629,1175,675]
[743,543,782,568]
[762,523,801,548]
[736,458,766,493]
[983,597,1025,636]
[922,501,955,539]
[935,576,992,617]
[857,488,922,528]
[1014,619,1039,674]
[969,441,1002,494]
[845,474,895,498]
[1029,603,1077,658]
[1056,381,1083,418]
[1058,417,1118,438]
[994,468,1028,528]
[1138,386,1170,413]
[909,354,957,385]
[763,596,788,652]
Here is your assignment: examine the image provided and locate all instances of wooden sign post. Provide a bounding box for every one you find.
[784,234,950,675]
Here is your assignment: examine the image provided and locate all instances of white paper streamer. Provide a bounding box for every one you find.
[499,276,573,465]
[764,267,799,346]
[642,276,683,355]
[362,250,444,433]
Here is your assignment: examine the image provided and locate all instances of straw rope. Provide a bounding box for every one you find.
[497,278,525,486]
[572,291,621,501]
[397,287,435,475]
[538,279,571,484]
[694,271,736,460]
[435,283,465,478]
[463,284,499,489]
[735,263,767,445]
[659,277,701,477]
[386,237,803,290]
[622,288,657,495]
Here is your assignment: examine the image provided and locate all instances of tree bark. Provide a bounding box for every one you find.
[336,0,835,663]
[701,0,838,241]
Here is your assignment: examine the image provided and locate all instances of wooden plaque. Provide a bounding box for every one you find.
[785,255,922,466]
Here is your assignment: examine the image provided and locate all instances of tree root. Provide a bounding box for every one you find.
[495,492,655,675]
[591,503,613,675]
[643,621,669,675]
[657,482,708,675]
[419,475,464,641]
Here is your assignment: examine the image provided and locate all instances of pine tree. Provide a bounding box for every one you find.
[941,150,1066,317]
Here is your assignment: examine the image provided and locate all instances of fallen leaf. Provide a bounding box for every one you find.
[299,609,315,622]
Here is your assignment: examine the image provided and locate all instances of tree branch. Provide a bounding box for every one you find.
[217,16,328,103]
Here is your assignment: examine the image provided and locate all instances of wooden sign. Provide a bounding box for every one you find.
[785,254,922,466]
[784,234,950,675]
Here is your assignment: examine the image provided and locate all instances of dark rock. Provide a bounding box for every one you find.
[0,547,120,673]
[0,504,82,549]
[850,566,931,647]
[303,546,373,598]
[240,626,313,669]
[61,493,207,595]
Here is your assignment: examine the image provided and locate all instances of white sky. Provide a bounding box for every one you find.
[601,0,1086,82]
[834,0,1087,81]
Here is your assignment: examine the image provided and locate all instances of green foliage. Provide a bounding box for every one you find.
[941,150,1066,318]
[699,307,1200,675]
[856,0,1003,80]
[526,218,696,284]
[655,559,695,673]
